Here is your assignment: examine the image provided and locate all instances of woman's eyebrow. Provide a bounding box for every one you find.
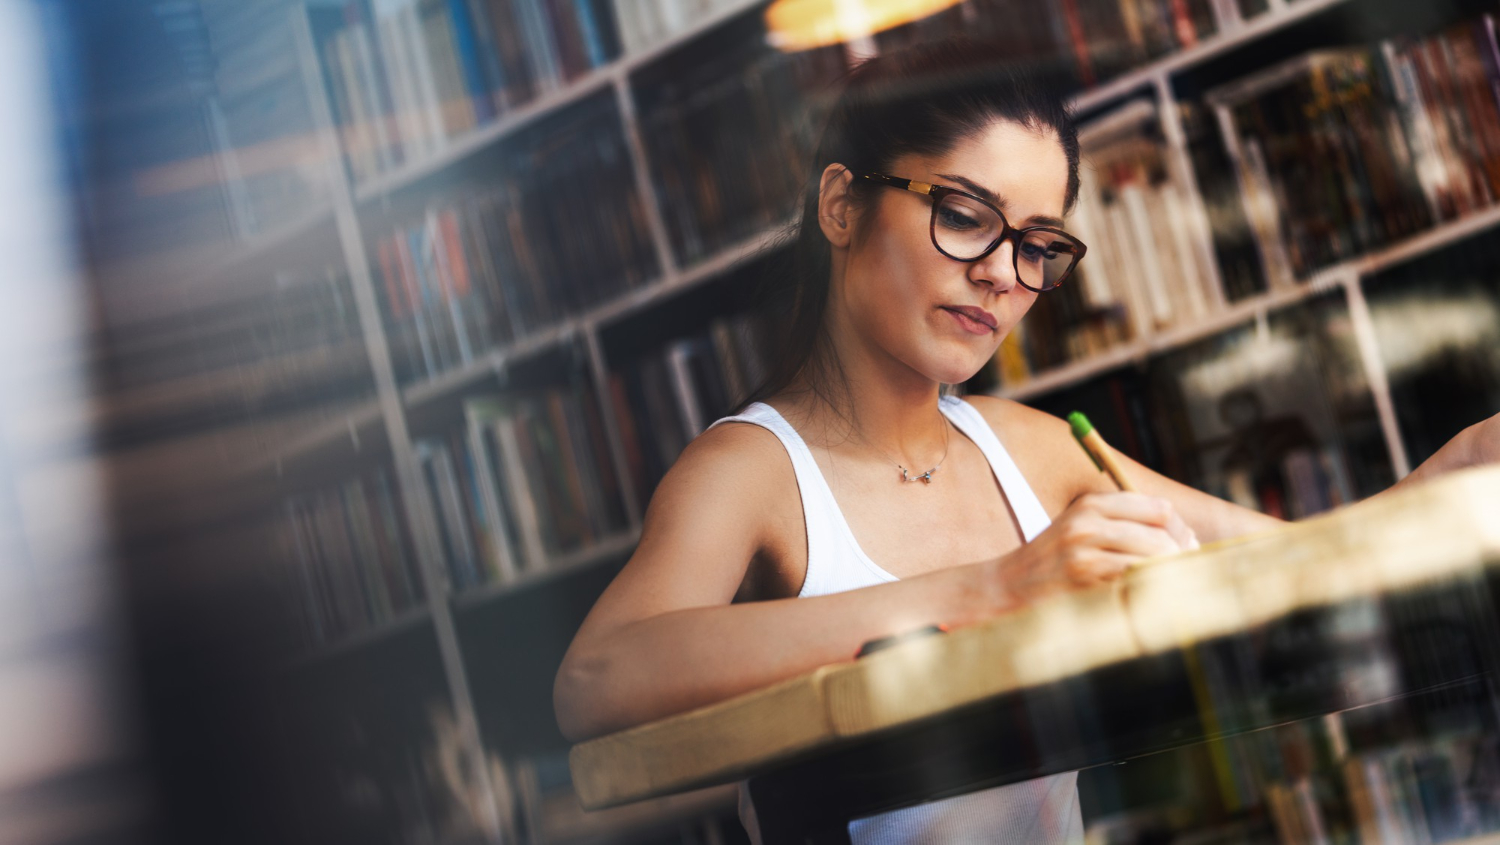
[936,172,1067,229]
[936,172,1000,205]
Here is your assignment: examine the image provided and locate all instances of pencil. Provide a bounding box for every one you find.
[1067,411,1137,493]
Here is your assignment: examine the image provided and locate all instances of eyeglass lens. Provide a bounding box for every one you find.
[934,192,1080,289]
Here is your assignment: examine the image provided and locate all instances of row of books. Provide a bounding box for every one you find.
[413,427,522,591]
[871,0,1274,95]
[1220,14,1500,282]
[609,0,748,56]
[639,45,845,264]
[989,293,1132,388]
[1220,443,1353,520]
[374,207,498,384]
[1381,18,1500,226]
[994,105,1229,383]
[1266,732,1500,844]
[274,388,630,646]
[370,118,658,385]
[418,382,631,594]
[609,311,770,505]
[992,12,1500,388]
[1075,120,1220,334]
[280,465,427,648]
[316,0,622,184]
[1179,98,1272,304]
[1058,0,1220,88]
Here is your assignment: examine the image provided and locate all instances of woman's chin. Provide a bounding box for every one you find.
[922,357,990,386]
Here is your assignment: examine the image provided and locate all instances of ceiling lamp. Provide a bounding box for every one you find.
[764,0,964,51]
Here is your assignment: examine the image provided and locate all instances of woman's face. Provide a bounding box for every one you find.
[823,118,1071,386]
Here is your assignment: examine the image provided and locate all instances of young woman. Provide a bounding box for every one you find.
[555,37,1500,842]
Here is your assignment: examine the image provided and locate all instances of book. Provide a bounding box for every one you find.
[611,312,769,498]
[463,398,523,581]
[445,0,497,123]
[278,463,426,648]
[417,438,484,590]
[347,17,402,172]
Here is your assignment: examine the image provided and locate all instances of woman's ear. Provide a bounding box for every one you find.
[817,163,856,249]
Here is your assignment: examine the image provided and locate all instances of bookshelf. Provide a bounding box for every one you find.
[184,0,1500,841]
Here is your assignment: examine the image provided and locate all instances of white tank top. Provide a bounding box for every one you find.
[708,395,1084,845]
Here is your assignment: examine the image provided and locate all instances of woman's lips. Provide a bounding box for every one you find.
[941,306,997,335]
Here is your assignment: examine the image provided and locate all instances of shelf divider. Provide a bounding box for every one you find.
[291,8,506,840]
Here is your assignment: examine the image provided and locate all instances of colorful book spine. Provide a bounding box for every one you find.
[445,0,496,122]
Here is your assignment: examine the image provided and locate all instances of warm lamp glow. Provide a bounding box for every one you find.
[764,0,964,51]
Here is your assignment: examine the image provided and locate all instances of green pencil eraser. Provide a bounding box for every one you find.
[1067,411,1093,440]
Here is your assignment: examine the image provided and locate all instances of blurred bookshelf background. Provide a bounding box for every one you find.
[14,0,1500,841]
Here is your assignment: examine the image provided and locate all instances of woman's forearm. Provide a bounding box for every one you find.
[1394,419,1495,490]
[554,563,998,742]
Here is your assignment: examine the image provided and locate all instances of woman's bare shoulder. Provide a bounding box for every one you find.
[644,420,797,531]
[612,419,801,609]
[960,393,1068,442]
[959,394,1114,505]
[665,419,790,485]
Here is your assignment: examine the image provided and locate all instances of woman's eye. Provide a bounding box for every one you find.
[1019,242,1051,263]
[937,206,980,229]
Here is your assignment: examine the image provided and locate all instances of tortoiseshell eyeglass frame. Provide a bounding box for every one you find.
[849,169,1087,292]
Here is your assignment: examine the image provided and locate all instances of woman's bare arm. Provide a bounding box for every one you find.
[555,415,1203,742]
[553,423,1001,742]
[1104,448,1285,542]
[1382,415,1500,491]
[967,396,1285,544]
[1082,413,1500,539]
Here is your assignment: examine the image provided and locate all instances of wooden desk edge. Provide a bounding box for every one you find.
[572,466,1500,810]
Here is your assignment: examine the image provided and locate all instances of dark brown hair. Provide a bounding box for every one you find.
[740,38,1081,414]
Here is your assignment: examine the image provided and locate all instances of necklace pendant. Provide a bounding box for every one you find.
[899,466,936,484]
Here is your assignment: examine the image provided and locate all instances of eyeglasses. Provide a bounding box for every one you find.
[849,170,1086,292]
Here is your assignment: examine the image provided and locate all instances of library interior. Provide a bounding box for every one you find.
[6,0,1500,842]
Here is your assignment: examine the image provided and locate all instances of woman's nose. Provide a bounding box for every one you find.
[967,237,1019,293]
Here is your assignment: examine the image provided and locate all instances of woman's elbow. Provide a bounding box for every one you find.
[553,658,591,743]
[553,646,613,743]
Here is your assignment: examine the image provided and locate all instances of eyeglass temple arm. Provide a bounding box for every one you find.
[855,170,935,196]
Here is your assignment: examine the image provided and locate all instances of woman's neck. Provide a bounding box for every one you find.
[777,349,950,468]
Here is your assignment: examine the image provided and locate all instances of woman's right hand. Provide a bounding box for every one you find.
[984,492,1199,607]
